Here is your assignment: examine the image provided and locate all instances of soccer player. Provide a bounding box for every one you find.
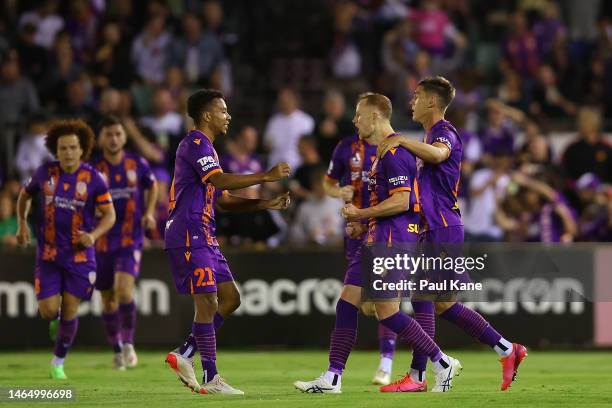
[16,119,116,379]
[377,76,527,392]
[93,115,158,370]
[163,89,291,395]
[323,130,397,385]
[294,93,461,394]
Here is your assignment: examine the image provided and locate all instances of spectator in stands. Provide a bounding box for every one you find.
[0,190,19,248]
[290,136,323,201]
[381,19,419,77]
[479,99,525,159]
[330,1,362,80]
[0,49,39,127]
[15,113,53,184]
[314,89,353,163]
[496,172,577,242]
[501,11,540,79]
[131,13,170,84]
[532,0,566,60]
[58,75,94,121]
[409,0,466,56]
[575,173,610,241]
[464,152,512,242]
[92,20,133,90]
[15,22,48,85]
[39,31,81,106]
[497,69,529,112]
[220,125,264,195]
[17,0,64,49]
[562,107,611,183]
[166,12,224,86]
[529,64,577,119]
[64,0,100,64]
[264,87,314,169]
[140,87,184,152]
[290,167,344,246]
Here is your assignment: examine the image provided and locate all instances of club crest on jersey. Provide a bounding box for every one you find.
[47,178,56,192]
[127,169,137,183]
[351,153,362,167]
[76,181,87,196]
[133,249,142,263]
[88,271,97,284]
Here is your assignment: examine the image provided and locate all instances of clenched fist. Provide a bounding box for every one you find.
[342,203,362,221]
[340,185,354,203]
[266,192,291,210]
[265,162,291,182]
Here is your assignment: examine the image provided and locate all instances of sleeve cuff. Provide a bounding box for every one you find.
[201,168,223,183]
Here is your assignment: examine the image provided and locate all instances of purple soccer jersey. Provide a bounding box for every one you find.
[417,119,463,232]
[326,135,377,258]
[93,152,156,253]
[164,130,223,249]
[365,139,420,246]
[25,161,112,299]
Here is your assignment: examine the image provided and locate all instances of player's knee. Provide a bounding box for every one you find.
[39,305,59,320]
[374,302,399,320]
[226,294,241,314]
[116,288,133,304]
[360,301,377,317]
[102,298,118,314]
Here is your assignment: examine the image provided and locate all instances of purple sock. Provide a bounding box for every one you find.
[102,312,123,353]
[328,299,359,374]
[193,322,217,383]
[380,312,441,361]
[410,301,435,372]
[440,303,502,347]
[178,333,197,359]
[214,312,224,331]
[119,301,136,345]
[378,323,396,358]
[54,318,78,358]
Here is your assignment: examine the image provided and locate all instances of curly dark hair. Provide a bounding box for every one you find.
[187,88,224,125]
[45,119,95,161]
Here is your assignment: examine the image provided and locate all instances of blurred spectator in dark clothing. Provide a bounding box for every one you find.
[0,50,39,127]
[18,0,64,49]
[15,113,53,184]
[92,20,133,89]
[131,14,170,84]
[501,11,540,79]
[533,0,566,60]
[290,136,322,201]
[15,23,48,85]
[497,69,529,112]
[39,31,81,107]
[330,1,362,80]
[64,0,100,64]
[58,75,94,121]
[529,64,577,118]
[164,67,191,114]
[562,107,611,183]
[166,12,224,86]
[381,19,419,77]
[314,89,353,163]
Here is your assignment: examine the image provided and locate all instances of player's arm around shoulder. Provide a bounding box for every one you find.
[215,190,290,213]
[378,134,450,164]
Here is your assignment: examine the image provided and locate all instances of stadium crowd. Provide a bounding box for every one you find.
[0,0,610,249]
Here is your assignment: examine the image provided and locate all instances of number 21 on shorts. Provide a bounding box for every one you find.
[193,267,215,287]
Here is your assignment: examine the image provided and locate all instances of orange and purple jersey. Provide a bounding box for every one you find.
[326,134,377,258]
[365,136,420,246]
[25,161,112,263]
[92,152,156,253]
[417,119,463,230]
[164,130,224,250]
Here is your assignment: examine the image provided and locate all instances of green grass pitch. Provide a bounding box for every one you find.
[1,350,612,407]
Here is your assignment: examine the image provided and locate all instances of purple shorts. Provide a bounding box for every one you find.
[166,245,234,294]
[420,225,464,244]
[95,247,142,291]
[35,258,97,301]
[344,246,363,287]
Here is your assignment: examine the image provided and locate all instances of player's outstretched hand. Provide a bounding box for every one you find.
[340,185,355,202]
[346,221,366,238]
[377,135,402,158]
[266,192,291,210]
[16,223,30,247]
[77,230,95,248]
[142,213,156,231]
[342,203,361,221]
[265,162,291,182]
